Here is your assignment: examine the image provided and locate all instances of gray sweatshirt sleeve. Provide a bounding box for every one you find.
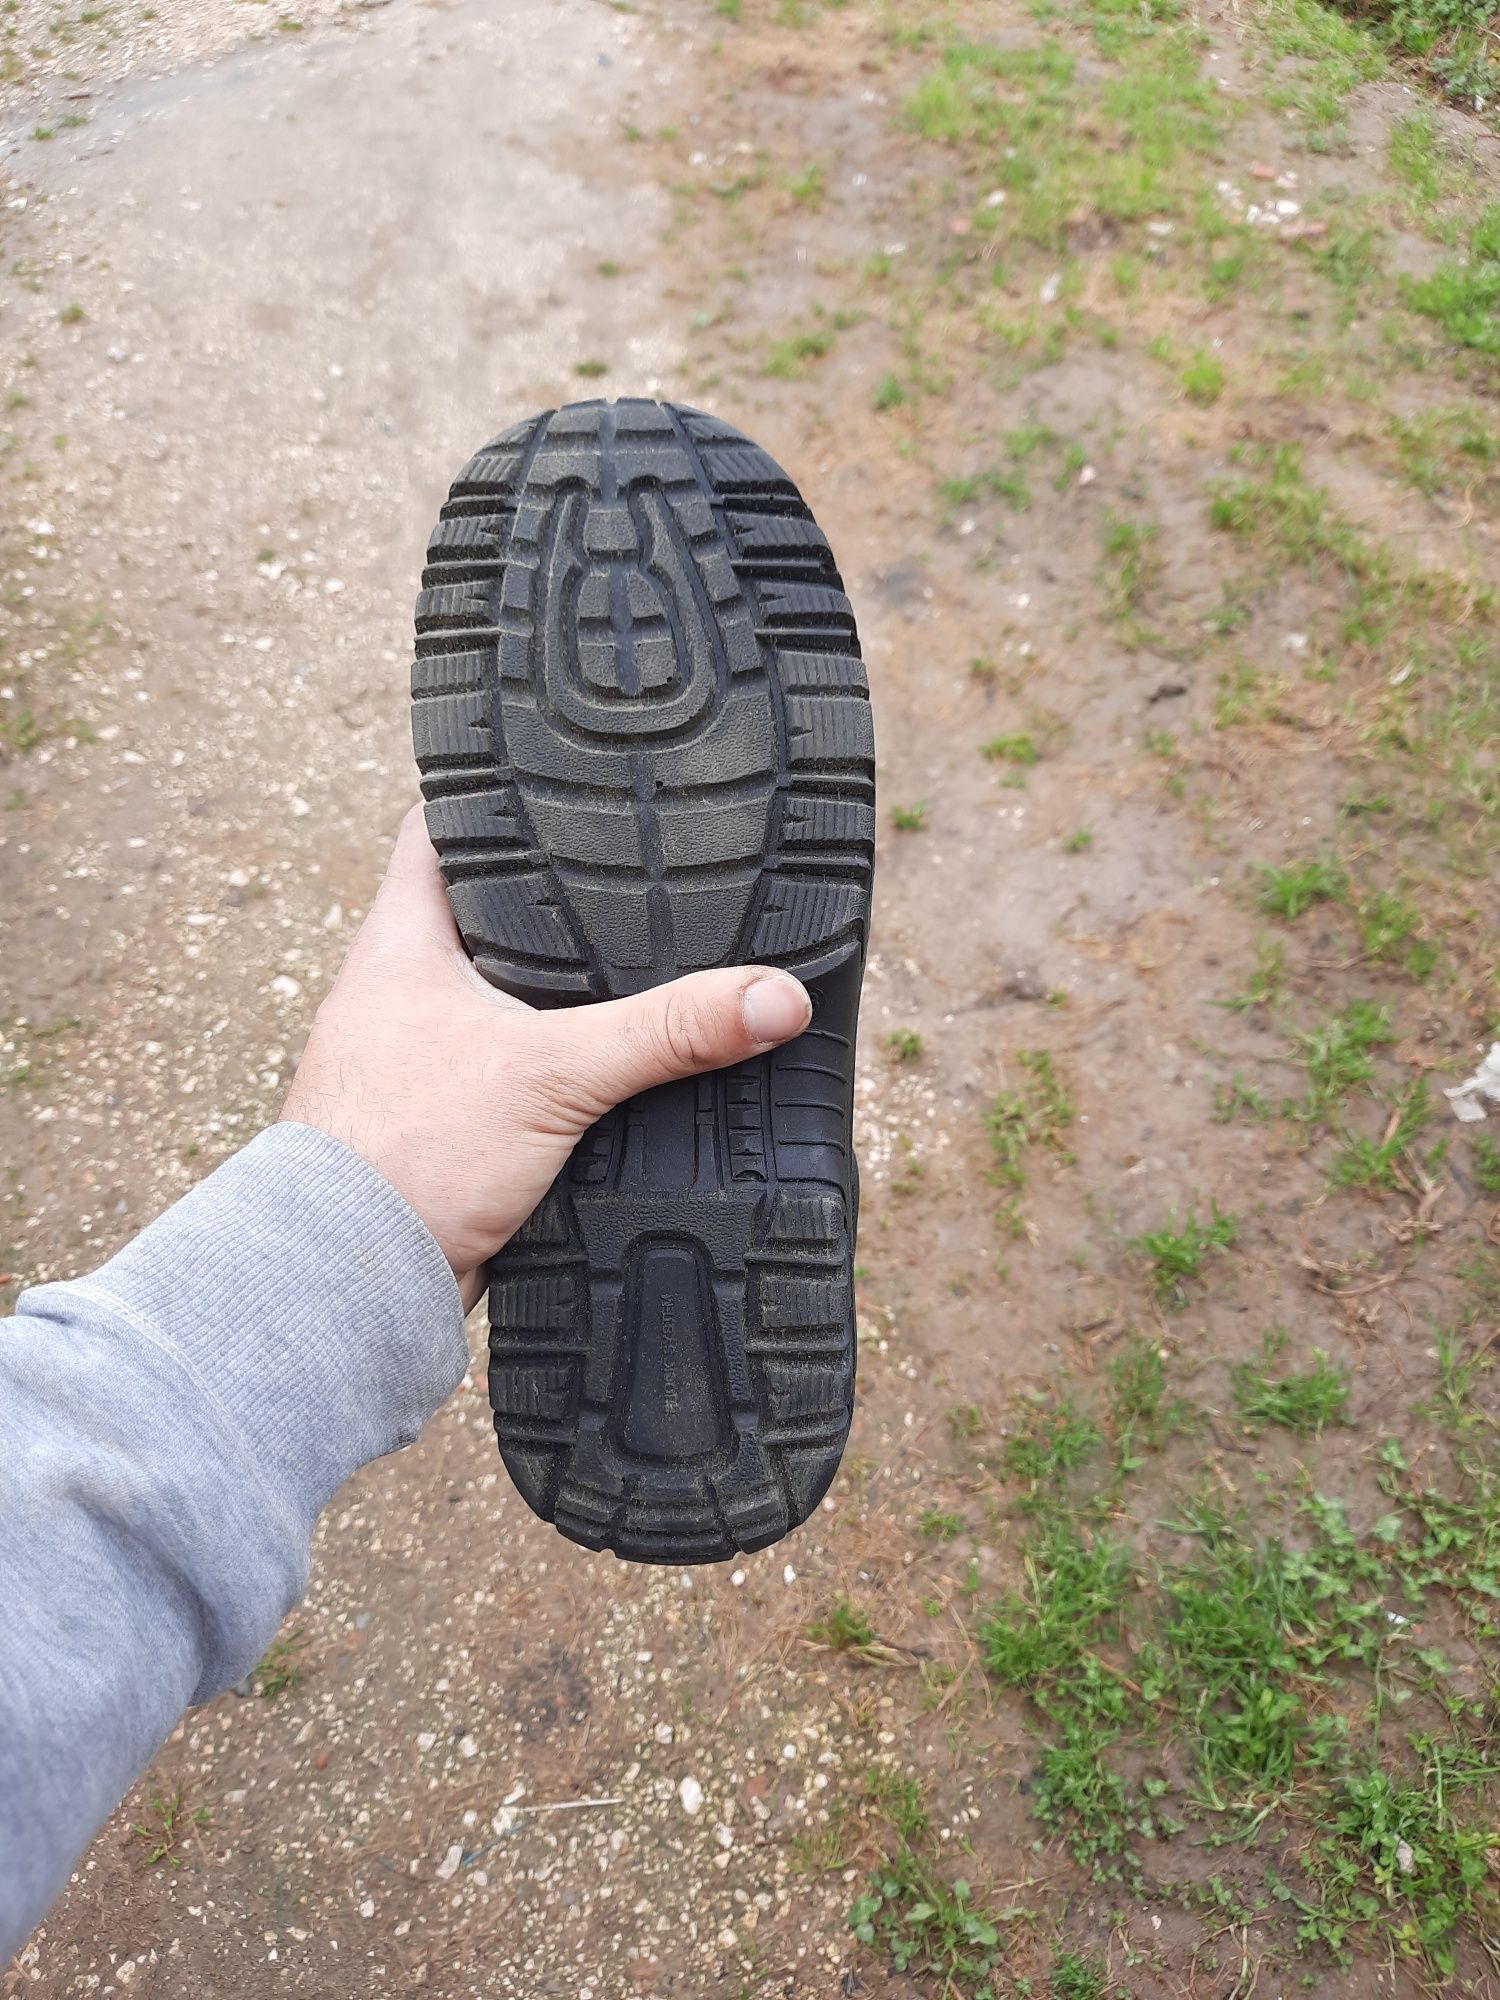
[0,1122,468,1959]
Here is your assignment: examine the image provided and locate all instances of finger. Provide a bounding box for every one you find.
[537,965,812,1114]
[362,802,464,959]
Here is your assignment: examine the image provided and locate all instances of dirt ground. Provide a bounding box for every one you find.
[3,0,1500,1994]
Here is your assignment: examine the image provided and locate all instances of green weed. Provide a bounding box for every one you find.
[981,731,1038,765]
[1051,1949,1108,2000]
[985,1050,1074,1221]
[1100,510,1159,620]
[919,1507,964,1541]
[1295,1000,1392,1122]
[131,1787,208,1867]
[1218,935,1286,1012]
[1298,1759,1494,1978]
[788,159,826,206]
[1133,1203,1237,1306]
[812,1592,880,1656]
[1472,1133,1500,1195]
[765,326,836,377]
[1331,1078,1429,1189]
[1402,204,1500,356]
[255,1628,309,1700]
[1257,858,1347,920]
[1181,347,1225,403]
[1232,1333,1351,1434]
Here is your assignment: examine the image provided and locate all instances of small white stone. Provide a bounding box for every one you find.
[679,1776,704,1817]
[435,1844,463,1881]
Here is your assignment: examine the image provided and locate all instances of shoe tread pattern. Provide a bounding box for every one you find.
[412,399,872,1563]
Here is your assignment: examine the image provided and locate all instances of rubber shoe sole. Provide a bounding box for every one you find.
[411,399,873,1564]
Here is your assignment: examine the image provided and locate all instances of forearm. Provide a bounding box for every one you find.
[0,1123,466,1957]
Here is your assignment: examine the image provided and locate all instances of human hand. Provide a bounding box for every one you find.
[279,806,812,1309]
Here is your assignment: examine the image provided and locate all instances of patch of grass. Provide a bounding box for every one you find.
[919,1506,964,1541]
[1218,935,1287,1013]
[1257,858,1347,920]
[985,1050,1074,1226]
[131,1786,208,1867]
[1389,109,1451,207]
[1388,405,1500,503]
[1051,1947,1108,2000]
[1033,1721,1142,1877]
[1062,826,1093,852]
[573,358,609,378]
[1402,204,1500,356]
[850,1770,1025,1988]
[255,1628,309,1700]
[58,303,84,325]
[1099,510,1159,621]
[1181,347,1225,403]
[1134,1202,1237,1307]
[1299,1758,1495,1979]
[1331,1077,1430,1189]
[788,159,827,206]
[874,371,906,410]
[1472,1133,1500,1195]
[1356,887,1436,978]
[981,1518,1130,1697]
[1294,1000,1392,1123]
[1,708,45,755]
[850,1854,1012,1989]
[981,730,1038,765]
[940,465,1031,510]
[1326,0,1500,121]
[765,325,836,377]
[1214,1074,1275,1123]
[1000,1403,1106,1507]
[887,1028,925,1063]
[891,800,928,831]
[808,1593,879,1655]
[1108,1335,1190,1464]
[1232,1332,1351,1435]
[1210,444,1375,582]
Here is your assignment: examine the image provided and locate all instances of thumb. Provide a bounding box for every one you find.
[537,965,812,1116]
